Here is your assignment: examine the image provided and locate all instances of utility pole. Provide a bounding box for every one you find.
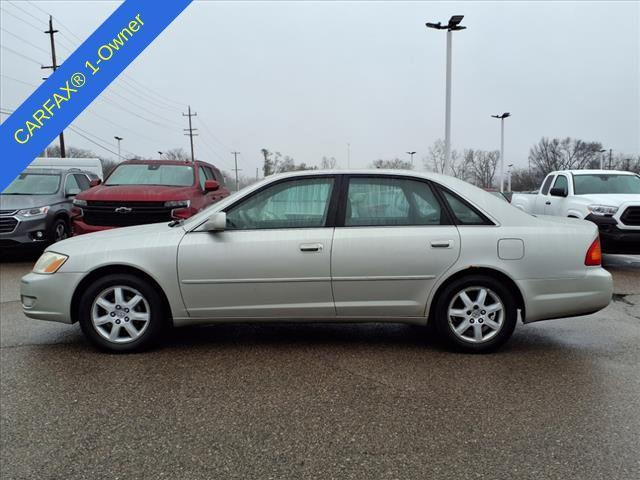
[608,149,612,170]
[182,105,198,162]
[114,136,123,160]
[255,168,259,181]
[42,15,65,158]
[231,151,241,191]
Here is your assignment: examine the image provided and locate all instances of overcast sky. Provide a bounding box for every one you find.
[1,0,639,176]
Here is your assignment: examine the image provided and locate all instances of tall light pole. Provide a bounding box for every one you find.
[491,112,511,192]
[114,136,123,160]
[598,149,606,169]
[507,163,513,192]
[406,151,416,166]
[426,15,466,175]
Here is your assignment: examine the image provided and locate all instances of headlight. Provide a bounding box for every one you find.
[73,199,87,207]
[165,200,191,208]
[17,206,49,218]
[33,252,68,274]
[588,205,618,216]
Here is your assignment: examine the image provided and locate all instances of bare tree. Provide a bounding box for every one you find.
[465,149,499,188]
[509,168,542,192]
[319,156,338,169]
[528,137,603,175]
[261,148,274,176]
[424,139,462,178]
[371,158,413,169]
[162,148,191,161]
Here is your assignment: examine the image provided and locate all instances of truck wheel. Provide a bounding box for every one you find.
[433,275,517,353]
[78,274,166,353]
[50,218,69,242]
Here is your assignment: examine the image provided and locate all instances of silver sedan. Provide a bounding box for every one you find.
[21,170,613,353]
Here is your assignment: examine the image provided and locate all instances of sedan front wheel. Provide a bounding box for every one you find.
[78,274,165,352]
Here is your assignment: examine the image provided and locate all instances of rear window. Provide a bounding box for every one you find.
[573,174,640,194]
[105,164,194,186]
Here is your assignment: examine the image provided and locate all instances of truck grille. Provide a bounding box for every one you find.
[81,201,174,227]
[620,206,640,226]
[0,216,18,233]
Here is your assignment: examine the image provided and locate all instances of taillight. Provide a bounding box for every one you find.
[585,237,602,266]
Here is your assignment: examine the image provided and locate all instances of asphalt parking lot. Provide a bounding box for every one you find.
[1,253,639,479]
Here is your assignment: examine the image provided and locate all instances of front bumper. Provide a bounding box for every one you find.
[0,215,50,247]
[72,219,116,236]
[518,267,613,323]
[20,271,85,324]
[585,214,640,255]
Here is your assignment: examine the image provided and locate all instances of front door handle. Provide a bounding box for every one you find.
[299,243,323,252]
[545,201,551,205]
[430,240,452,248]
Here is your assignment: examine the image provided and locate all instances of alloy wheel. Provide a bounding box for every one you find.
[447,286,505,344]
[91,286,151,343]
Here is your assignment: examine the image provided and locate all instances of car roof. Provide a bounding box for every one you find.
[23,167,92,175]
[552,169,636,176]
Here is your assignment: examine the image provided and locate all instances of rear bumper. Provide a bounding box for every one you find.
[20,271,84,324]
[585,214,640,254]
[518,268,613,323]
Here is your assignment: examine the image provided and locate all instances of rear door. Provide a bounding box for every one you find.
[535,174,555,214]
[331,175,460,317]
[544,174,569,215]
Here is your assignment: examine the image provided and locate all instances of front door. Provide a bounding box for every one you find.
[331,176,460,317]
[177,176,337,318]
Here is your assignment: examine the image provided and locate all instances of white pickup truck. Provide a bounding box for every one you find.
[511,169,640,254]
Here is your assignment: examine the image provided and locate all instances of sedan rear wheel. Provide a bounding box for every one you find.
[433,275,517,353]
[78,274,165,352]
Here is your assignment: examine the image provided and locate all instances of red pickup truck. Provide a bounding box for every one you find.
[71,159,230,235]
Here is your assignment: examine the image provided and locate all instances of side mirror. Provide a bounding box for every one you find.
[90,179,102,187]
[198,212,226,232]
[204,179,220,192]
[549,187,568,197]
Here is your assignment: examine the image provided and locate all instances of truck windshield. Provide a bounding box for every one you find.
[105,164,194,186]
[573,174,640,195]
[2,173,60,195]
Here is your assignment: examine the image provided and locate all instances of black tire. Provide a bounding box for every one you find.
[78,273,166,352]
[432,274,517,353]
[50,217,69,243]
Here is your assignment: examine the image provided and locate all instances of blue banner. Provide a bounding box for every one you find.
[0,0,193,190]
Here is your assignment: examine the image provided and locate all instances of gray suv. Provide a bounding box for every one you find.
[0,168,95,248]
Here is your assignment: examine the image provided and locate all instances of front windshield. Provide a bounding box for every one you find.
[2,173,60,195]
[105,164,194,186]
[573,174,640,195]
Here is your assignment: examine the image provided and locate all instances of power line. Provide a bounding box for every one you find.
[66,126,124,157]
[1,27,50,56]
[0,45,42,65]
[0,6,44,33]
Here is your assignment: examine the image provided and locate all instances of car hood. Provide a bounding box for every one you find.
[77,184,195,202]
[0,193,61,211]
[575,193,640,206]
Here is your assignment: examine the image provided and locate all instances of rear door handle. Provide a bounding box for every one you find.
[299,243,323,252]
[430,240,452,248]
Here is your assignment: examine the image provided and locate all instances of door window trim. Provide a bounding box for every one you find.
[221,174,341,230]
